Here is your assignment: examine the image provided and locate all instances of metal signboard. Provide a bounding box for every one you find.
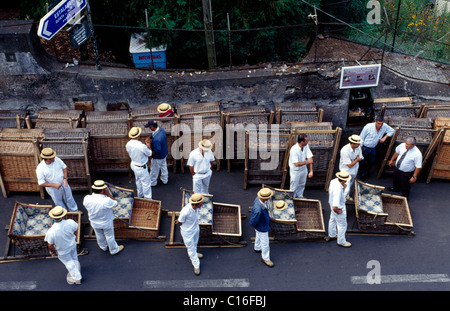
[38,0,87,40]
[339,64,382,89]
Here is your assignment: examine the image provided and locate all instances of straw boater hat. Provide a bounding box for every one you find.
[92,180,107,190]
[348,134,362,144]
[49,206,67,219]
[336,171,352,181]
[198,139,212,151]
[128,126,142,139]
[189,193,204,205]
[257,188,273,200]
[41,147,56,159]
[157,103,172,113]
[273,200,288,211]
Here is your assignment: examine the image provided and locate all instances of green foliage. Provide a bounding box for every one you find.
[344,0,450,64]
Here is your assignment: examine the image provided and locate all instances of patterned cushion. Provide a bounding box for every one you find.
[183,191,213,225]
[268,189,296,221]
[108,186,134,218]
[357,182,384,214]
[12,205,52,236]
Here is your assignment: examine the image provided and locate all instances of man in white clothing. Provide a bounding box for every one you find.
[83,180,124,255]
[326,171,352,248]
[288,134,313,198]
[36,148,78,212]
[45,206,82,285]
[126,127,152,199]
[187,139,215,195]
[176,193,204,275]
[339,134,364,200]
[388,137,422,198]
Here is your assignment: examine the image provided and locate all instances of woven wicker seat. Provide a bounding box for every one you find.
[8,202,82,257]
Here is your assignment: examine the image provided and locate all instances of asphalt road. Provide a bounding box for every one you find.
[0,164,449,305]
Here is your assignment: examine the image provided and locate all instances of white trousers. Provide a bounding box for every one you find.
[192,170,212,195]
[130,164,152,199]
[92,223,119,255]
[254,230,270,261]
[58,246,81,281]
[343,172,357,198]
[150,157,168,186]
[289,168,307,198]
[181,227,200,268]
[46,184,78,212]
[328,207,348,245]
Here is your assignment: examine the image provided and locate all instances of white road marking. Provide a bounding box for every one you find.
[143,278,250,289]
[0,281,37,290]
[351,274,450,284]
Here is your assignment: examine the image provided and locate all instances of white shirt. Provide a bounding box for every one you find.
[44,219,78,256]
[395,143,422,173]
[339,143,364,175]
[83,193,118,227]
[36,156,66,186]
[178,203,199,233]
[288,143,313,171]
[187,148,215,174]
[328,178,346,210]
[360,122,395,148]
[126,139,152,166]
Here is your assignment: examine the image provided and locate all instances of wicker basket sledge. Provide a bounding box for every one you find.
[243,125,291,189]
[0,109,28,129]
[223,106,274,171]
[7,202,82,257]
[263,185,326,241]
[0,129,44,198]
[354,180,413,235]
[82,111,132,172]
[274,102,324,124]
[26,109,82,129]
[165,188,243,247]
[175,101,221,116]
[377,127,441,178]
[95,183,165,240]
[426,128,450,182]
[40,128,91,192]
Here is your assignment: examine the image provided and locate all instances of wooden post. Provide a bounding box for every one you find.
[202,0,216,69]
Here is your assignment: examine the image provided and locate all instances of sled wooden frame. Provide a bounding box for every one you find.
[262,185,326,242]
[0,135,44,199]
[377,127,441,178]
[352,180,414,236]
[84,183,166,241]
[82,111,133,173]
[39,128,92,192]
[426,128,450,182]
[2,202,84,263]
[165,188,246,248]
[222,107,275,172]
[243,125,292,189]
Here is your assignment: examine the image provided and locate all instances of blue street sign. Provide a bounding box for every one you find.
[38,0,87,40]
